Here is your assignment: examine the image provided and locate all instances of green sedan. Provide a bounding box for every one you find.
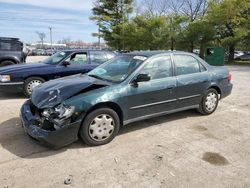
[20,51,233,148]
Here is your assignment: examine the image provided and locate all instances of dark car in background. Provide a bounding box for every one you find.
[0,37,28,66]
[20,51,233,148]
[0,49,115,97]
[235,53,250,61]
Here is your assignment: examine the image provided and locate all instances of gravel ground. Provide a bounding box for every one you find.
[0,61,249,188]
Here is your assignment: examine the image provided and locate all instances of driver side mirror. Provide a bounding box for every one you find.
[134,74,151,83]
[61,61,70,67]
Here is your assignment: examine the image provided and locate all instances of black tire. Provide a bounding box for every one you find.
[23,77,45,97]
[0,60,15,67]
[198,88,219,115]
[79,108,120,146]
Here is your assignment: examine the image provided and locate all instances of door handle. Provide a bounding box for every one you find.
[166,85,175,89]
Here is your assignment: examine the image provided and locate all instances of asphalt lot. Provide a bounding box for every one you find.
[0,57,249,187]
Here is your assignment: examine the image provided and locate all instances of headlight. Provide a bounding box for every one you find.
[0,75,11,82]
[55,105,75,119]
[42,105,75,120]
[42,105,75,130]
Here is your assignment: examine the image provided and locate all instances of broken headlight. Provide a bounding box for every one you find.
[42,105,75,130]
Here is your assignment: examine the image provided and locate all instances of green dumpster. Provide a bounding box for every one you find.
[205,47,225,66]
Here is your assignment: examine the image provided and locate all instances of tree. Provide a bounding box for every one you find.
[239,17,250,51]
[139,0,170,16]
[181,0,208,52]
[167,14,187,51]
[207,0,250,63]
[180,19,215,57]
[92,23,102,48]
[91,0,133,50]
[181,0,208,22]
[140,0,209,52]
[36,31,46,48]
[91,0,249,57]
[122,15,170,50]
[168,0,185,13]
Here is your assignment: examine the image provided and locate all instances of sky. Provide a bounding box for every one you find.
[0,0,100,43]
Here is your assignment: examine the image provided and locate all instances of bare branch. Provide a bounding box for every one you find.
[168,0,185,14]
[182,0,208,21]
[140,0,171,16]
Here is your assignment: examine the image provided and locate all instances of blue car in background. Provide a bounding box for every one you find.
[0,49,116,96]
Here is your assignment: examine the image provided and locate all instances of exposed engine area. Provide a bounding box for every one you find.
[41,105,75,130]
[29,102,76,131]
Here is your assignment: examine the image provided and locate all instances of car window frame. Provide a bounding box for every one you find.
[172,54,207,77]
[89,51,109,65]
[58,51,89,66]
[56,51,87,66]
[128,54,174,85]
[68,52,88,66]
[43,51,71,65]
[87,54,146,83]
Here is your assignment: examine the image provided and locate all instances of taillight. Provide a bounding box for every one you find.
[227,73,232,81]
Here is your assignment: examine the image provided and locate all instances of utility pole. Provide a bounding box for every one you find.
[49,26,53,52]
[98,23,101,49]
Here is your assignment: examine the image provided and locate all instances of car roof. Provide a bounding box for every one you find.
[61,49,113,53]
[127,50,193,57]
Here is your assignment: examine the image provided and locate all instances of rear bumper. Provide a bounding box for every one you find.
[0,82,24,93]
[20,100,82,148]
[221,83,233,99]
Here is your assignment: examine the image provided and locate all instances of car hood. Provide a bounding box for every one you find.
[0,62,52,74]
[31,74,110,109]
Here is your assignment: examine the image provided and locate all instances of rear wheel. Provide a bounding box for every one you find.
[23,77,45,97]
[79,108,120,146]
[0,60,15,67]
[198,88,219,115]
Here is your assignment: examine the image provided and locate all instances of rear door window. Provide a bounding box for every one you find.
[173,55,204,76]
[90,51,108,64]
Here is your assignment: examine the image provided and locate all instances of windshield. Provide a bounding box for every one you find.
[41,51,69,65]
[87,55,146,83]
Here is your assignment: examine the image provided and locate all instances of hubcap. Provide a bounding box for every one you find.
[89,114,115,141]
[205,92,217,112]
[27,80,42,94]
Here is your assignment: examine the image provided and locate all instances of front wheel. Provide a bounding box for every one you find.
[198,88,219,115]
[79,108,120,146]
[23,77,45,97]
[0,60,15,67]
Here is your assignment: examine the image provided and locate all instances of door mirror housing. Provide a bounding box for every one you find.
[61,61,70,67]
[134,74,151,83]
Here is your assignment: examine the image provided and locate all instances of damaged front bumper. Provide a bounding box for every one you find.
[20,100,82,148]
